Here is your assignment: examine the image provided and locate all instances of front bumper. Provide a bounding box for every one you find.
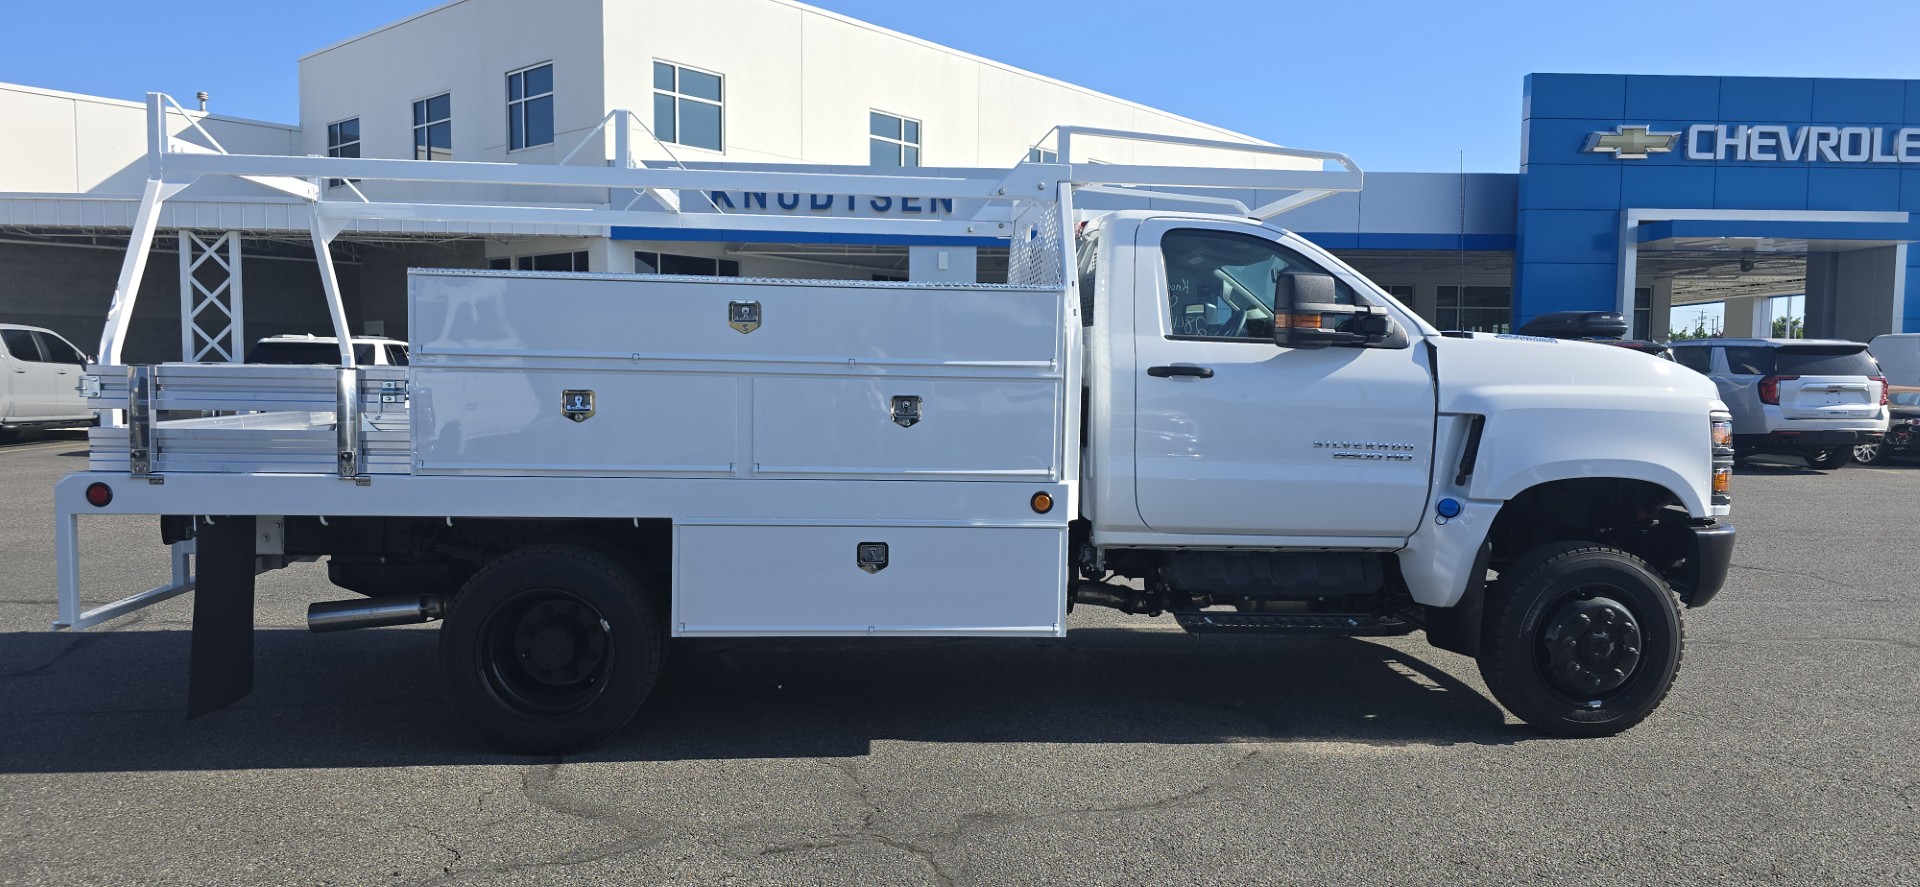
[1681,521,1736,608]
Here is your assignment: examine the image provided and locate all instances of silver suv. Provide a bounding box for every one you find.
[1671,338,1889,468]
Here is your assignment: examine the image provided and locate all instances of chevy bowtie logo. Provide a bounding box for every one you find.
[1583,125,1681,159]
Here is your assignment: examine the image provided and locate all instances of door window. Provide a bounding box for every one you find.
[1672,346,1711,374]
[1,329,43,362]
[1723,347,1774,376]
[34,332,85,365]
[1160,229,1357,341]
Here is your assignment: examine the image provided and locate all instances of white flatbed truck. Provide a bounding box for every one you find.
[52,96,1736,751]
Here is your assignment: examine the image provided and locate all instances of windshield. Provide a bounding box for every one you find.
[248,342,377,365]
[1722,345,1876,377]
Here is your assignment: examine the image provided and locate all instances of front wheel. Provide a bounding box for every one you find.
[1804,448,1853,470]
[439,544,664,753]
[1477,542,1684,738]
[1852,440,1886,465]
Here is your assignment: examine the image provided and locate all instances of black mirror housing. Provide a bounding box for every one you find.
[1272,271,1405,350]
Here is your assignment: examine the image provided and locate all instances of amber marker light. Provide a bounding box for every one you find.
[1030,491,1054,514]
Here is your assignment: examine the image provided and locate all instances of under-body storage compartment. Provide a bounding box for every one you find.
[673,524,1067,636]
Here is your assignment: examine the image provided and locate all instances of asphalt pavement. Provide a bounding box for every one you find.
[1,429,1915,886]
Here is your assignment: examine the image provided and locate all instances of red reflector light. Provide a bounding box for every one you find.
[1758,374,1800,405]
[1870,375,1889,406]
[84,482,113,508]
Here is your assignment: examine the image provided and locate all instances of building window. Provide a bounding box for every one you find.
[1436,285,1512,333]
[413,93,451,161]
[507,63,554,150]
[1027,147,1057,163]
[653,61,723,151]
[489,251,589,272]
[636,251,741,277]
[1633,286,1652,339]
[325,117,359,188]
[870,111,920,167]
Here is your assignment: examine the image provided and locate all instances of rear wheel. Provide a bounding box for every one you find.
[440,544,664,753]
[1804,448,1852,470]
[1477,542,1684,738]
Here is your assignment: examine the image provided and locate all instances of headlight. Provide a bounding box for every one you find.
[1710,412,1734,507]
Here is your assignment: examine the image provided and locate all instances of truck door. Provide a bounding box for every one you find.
[1,328,54,420]
[1131,220,1436,540]
[32,331,91,421]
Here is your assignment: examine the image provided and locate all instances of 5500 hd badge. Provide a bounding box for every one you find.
[1313,441,1417,462]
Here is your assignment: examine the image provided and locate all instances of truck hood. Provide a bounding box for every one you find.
[1429,333,1720,411]
[1426,332,1726,517]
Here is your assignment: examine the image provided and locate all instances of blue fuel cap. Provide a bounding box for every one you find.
[1436,498,1463,519]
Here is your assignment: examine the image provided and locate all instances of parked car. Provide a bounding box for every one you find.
[1,323,95,442]
[1854,387,1920,465]
[1868,333,1920,388]
[247,334,409,366]
[1513,311,1674,360]
[1670,338,1889,468]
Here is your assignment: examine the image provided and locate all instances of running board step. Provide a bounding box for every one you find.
[1174,611,1415,635]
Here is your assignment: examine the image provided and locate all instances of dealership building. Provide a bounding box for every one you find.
[2,0,1918,362]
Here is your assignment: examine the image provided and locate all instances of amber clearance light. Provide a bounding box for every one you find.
[1030,491,1054,514]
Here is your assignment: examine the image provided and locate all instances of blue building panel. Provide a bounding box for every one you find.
[1713,166,1810,210]
[1906,81,1920,124]
[1620,165,1717,208]
[1513,263,1620,323]
[1624,75,1719,121]
[1518,164,1622,210]
[1524,74,1626,121]
[1521,117,1647,168]
[1805,167,1903,212]
[1516,209,1618,265]
[1717,77,1815,122]
[1901,169,1920,212]
[1811,78,1908,125]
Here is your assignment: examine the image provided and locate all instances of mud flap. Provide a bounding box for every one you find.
[187,515,255,718]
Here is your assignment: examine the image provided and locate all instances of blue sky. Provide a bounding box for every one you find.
[2,0,1916,172]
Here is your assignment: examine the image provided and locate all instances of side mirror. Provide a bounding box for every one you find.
[1272,271,1405,349]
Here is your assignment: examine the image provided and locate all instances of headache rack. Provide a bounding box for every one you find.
[55,93,1363,631]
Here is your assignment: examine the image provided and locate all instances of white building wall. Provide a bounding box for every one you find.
[297,0,1308,173]
[0,83,298,197]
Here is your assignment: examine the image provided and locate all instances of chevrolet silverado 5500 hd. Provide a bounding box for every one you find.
[51,99,1735,751]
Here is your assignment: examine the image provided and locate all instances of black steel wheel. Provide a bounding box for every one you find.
[1852,440,1885,465]
[440,544,663,753]
[1804,448,1852,470]
[1477,542,1683,738]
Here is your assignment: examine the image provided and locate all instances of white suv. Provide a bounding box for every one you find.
[1671,338,1889,468]
[246,334,410,366]
[0,323,95,441]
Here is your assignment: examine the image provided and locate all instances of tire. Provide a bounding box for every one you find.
[1478,542,1684,738]
[0,428,18,444]
[1804,448,1852,470]
[1852,440,1885,466]
[439,543,664,754]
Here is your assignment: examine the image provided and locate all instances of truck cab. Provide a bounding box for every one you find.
[1072,211,1734,736]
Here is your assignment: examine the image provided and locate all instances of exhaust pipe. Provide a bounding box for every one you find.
[307,595,446,633]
